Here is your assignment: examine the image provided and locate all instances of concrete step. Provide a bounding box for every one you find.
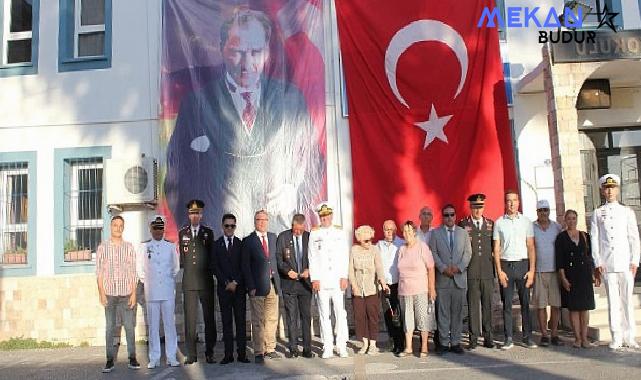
[587,307,641,327]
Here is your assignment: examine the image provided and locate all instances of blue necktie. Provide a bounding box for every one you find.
[449,229,454,251]
[296,236,302,273]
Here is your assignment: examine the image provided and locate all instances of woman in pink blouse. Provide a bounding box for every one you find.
[396,221,437,357]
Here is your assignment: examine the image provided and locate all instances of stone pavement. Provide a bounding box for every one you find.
[0,336,640,380]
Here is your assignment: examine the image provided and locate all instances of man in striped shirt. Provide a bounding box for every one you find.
[96,215,140,373]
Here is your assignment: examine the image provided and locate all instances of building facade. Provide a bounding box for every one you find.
[1,0,640,344]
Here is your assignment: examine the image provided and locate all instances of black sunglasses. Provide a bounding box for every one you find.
[537,208,550,212]
[224,224,237,228]
[442,213,455,217]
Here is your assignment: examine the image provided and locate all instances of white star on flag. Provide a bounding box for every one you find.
[414,104,452,149]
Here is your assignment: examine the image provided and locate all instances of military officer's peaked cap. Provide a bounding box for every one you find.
[316,202,333,217]
[467,193,486,208]
[187,199,205,213]
[599,173,620,188]
[150,215,165,229]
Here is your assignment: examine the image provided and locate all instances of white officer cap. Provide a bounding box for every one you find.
[599,173,620,188]
[149,215,166,228]
[536,200,550,210]
[316,202,333,217]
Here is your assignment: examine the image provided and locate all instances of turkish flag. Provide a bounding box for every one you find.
[336,0,517,229]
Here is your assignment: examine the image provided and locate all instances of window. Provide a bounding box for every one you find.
[580,0,622,30]
[64,158,103,262]
[0,162,28,265]
[0,0,39,76]
[58,0,111,72]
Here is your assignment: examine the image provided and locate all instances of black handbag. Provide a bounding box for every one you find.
[385,297,402,328]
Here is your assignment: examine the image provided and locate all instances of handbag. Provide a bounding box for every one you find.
[385,297,402,328]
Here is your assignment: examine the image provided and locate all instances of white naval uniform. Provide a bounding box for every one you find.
[136,238,180,364]
[308,225,349,355]
[591,201,641,345]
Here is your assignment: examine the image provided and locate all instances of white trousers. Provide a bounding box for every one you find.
[604,271,636,344]
[316,289,348,352]
[147,299,178,363]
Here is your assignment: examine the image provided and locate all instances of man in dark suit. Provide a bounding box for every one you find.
[429,204,472,355]
[242,210,282,363]
[458,194,496,349]
[276,214,313,358]
[212,213,250,364]
[179,199,217,364]
[164,8,323,237]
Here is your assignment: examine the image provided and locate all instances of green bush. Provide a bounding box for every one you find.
[0,337,71,350]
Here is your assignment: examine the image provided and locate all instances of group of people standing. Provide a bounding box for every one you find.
[94,173,640,373]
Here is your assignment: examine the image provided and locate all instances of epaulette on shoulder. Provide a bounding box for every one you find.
[179,225,190,231]
[334,225,342,229]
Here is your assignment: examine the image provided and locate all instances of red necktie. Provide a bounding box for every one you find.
[261,235,269,258]
[241,92,256,131]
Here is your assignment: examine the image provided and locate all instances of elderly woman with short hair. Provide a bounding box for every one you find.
[349,225,389,355]
[396,220,437,357]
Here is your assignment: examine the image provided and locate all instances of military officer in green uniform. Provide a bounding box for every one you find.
[179,199,217,364]
[458,194,495,349]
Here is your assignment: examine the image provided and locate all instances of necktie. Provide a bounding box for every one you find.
[261,234,269,258]
[449,228,454,251]
[241,92,256,131]
[192,227,197,237]
[227,236,232,250]
[296,236,302,273]
[476,220,481,229]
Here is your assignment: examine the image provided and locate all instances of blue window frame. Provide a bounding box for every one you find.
[54,146,111,274]
[0,151,37,277]
[0,0,39,77]
[58,0,112,72]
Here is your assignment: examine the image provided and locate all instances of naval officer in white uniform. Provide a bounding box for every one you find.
[591,174,640,349]
[136,215,181,367]
[308,203,350,358]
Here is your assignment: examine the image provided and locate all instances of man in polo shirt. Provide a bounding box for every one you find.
[493,190,537,349]
[532,200,563,347]
[96,215,141,373]
[591,174,640,350]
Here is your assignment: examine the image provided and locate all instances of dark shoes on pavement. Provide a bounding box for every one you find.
[451,345,464,354]
[128,357,141,370]
[102,359,114,373]
[220,355,234,365]
[302,350,313,358]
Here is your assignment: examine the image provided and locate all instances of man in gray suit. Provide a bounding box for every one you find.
[429,204,472,354]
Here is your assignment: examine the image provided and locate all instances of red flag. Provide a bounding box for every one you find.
[336,0,517,228]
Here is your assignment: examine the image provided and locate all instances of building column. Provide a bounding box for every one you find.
[541,47,600,230]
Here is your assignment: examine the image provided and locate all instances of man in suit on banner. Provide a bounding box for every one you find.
[429,204,472,355]
[165,7,323,237]
[276,213,313,359]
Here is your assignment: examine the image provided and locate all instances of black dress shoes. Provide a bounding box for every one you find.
[451,345,465,354]
[288,349,300,358]
[220,356,234,365]
[237,355,251,363]
[468,341,478,350]
[206,354,216,364]
[302,350,313,358]
[483,340,495,349]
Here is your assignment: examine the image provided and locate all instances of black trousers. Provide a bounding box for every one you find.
[218,288,247,357]
[382,283,404,350]
[467,278,494,342]
[499,260,531,341]
[283,291,312,352]
[184,289,216,359]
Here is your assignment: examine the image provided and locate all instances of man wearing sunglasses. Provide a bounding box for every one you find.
[212,213,250,364]
[429,204,472,354]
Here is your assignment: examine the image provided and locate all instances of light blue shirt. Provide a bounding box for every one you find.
[493,213,533,261]
[376,236,404,284]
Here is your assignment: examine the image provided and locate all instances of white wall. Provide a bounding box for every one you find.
[0,1,162,276]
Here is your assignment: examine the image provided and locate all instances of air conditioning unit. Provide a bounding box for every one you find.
[105,157,158,206]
